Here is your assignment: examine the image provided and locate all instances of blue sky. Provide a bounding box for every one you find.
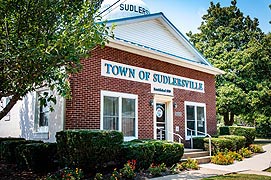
[144,0,271,34]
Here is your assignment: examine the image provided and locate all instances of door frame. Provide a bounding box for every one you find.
[153,94,174,142]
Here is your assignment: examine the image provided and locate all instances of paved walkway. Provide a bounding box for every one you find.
[151,144,271,180]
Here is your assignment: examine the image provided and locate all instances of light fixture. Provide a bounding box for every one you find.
[173,102,177,109]
[149,99,154,107]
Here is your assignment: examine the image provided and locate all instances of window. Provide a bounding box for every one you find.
[185,102,206,139]
[101,91,138,141]
[0,97,11,121]
[35,90,49,133]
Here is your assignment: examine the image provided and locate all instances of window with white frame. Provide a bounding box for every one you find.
[185,102,206,138]
[35,90,49,133]
[101,91,138,141]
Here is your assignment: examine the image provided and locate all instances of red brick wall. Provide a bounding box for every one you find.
[65,46,217,139]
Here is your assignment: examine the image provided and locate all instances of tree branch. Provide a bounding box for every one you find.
[0,95,20,120]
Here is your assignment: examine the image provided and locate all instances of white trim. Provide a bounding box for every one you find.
[153,95,174,142]
[107,40,224,75]
[100,90,138,141]
[184,101,207,140]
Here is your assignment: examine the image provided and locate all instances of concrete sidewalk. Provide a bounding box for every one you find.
[151,144,271,180]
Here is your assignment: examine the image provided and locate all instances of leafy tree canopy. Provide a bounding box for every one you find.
[0,0,113,120]
[187,0,271,126]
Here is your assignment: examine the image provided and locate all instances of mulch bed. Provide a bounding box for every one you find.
[0,160,45,180]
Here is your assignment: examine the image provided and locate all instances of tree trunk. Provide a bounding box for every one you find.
[224,112,234,126]
[229,112,235,126]
[223,112,230,126]
[0,95,20,120]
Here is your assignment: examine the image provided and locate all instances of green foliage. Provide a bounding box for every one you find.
[218,135,246,151]
[128,139,184,167]
[187,0,271,126]
[255,115,271,138]
[148,163,167,177]
[149,140,184,166]
[180,158,199,170]
[110,168,121,180]
[120,160,136,179]
[238,147,253,158]
[56,130,123,172]
[46,167,83,180]
[94,173,103,180]
[15,143,57,172]
[249,144,264,153]
[219,126,256,146]
[211,152,234,165]
[0,0,113,119]
[204,137,233,154]
[121,141,155,170]
[1,140,42,163]
[192,137,206,149]
[0,137,25,159]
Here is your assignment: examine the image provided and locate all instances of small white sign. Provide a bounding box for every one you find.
[151,84,173,96]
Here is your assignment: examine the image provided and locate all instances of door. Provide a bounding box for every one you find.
[156,103,166,140]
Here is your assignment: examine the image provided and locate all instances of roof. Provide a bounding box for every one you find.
[104,12,224,75]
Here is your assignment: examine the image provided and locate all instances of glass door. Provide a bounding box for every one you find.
[156,103,166,140]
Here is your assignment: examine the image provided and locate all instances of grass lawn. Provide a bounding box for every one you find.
[202,174,271,180]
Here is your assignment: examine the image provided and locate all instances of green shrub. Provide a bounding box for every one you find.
[192,137,206,150]
[255,115,271,138]
[120,160,136,179]
[249,144,264,153]
[218,135,246,151]
[148,140,184,166]
[148,163,167,177]
[219,126,256,146]
[238,147,253,158]
[0,137,25,159]
[129,139,184,167]
[121,141,155,170]
[16,143,57,172]
[211,152,234,165]
[56,130,123,171]
[204,137,233,154]
[1,140,42,163]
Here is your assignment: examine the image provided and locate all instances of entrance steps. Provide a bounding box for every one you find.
[182,149,211,164]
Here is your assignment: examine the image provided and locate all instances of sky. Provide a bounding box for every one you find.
[144,0,271,34]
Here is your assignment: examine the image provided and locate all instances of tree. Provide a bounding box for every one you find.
[187,0,270,126]
[0,0,113,120]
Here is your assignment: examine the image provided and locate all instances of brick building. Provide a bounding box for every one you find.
[0,1,223,142]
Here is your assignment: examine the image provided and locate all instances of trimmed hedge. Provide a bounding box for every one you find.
[218,135,246,151]
[192,137,206,150]
[15,143,57,172]
[0,137,25,159]
[1,140,42,163]
[127,139,184,168]
[204,138,233,154]
[56,130,123,171]
[219,126,256,146]
[151,140,184,166]
[121,141,155,170]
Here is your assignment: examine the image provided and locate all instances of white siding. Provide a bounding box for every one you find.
[113,19,201,63]
[0,91,64,142]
